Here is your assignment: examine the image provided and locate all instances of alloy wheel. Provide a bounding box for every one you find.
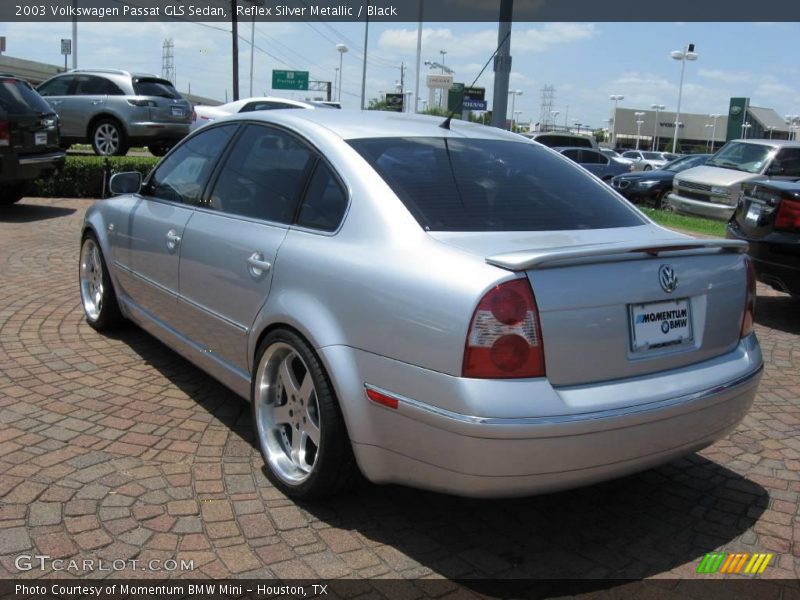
[94,123,120,155]
[79,238,104,321]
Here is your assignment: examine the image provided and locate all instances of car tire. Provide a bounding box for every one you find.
[654,189,671,210]
[90,119,129,156]
[643,164,652,171]
[78,232,125,331]
[147,144,171,157]
[0,182,27,205]
[252,329,358,499]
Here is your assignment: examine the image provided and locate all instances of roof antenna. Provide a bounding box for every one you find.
[440,30,511,130]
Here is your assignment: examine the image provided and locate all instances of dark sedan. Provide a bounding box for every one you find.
[611,154,710,208]
[727,180,800,298]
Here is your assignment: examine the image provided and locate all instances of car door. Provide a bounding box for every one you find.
[176,123,316,372]
[36,75,76,137]
[113,124,238,325]
[578,149,609,177]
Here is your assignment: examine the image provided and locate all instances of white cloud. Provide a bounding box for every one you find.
[698,69,752,84]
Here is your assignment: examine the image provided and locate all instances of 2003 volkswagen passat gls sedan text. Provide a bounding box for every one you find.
[79,110,763,499]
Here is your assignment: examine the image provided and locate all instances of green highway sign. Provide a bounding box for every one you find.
[272,70,309,91]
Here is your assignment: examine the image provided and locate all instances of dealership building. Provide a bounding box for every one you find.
[609,99,793,152]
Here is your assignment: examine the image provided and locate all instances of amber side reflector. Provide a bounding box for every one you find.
[365,388,399,409]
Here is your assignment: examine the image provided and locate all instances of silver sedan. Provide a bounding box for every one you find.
[79,110,762,499]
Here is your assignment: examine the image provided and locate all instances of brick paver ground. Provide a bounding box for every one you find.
[0,198,798,586]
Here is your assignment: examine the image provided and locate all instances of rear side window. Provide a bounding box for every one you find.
[772,148,800,177]
[535,134,592,148]
[297,162,348,231]
[241,101,299,112]
[134,78,181,99]
[209,124,314,223]
[349,137,645,232]
[148,125,237,205]
[0,78,54,114]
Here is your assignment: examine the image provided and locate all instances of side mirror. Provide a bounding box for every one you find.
[109,172,142,195]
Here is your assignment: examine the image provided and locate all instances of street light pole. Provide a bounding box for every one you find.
[709,114,720,151]
[72,0,78,69]
[670,43,698,153]
[508,90,522,128]
[634,111,645,150]
[336,43,348,103]
[609,95,624,148]
[551,110,560,131]
[651,104,665,151]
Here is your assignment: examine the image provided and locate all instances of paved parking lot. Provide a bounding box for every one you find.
[0,198,798,589]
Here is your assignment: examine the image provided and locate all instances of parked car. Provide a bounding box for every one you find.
[623,151,680,171]
[611,154,711,208]
[667,140,800,221]
[191,97,337,132]
[37,69,192,156]
[727,180,800,297]
[525,131,597,149]
[555,146,631,181]
[600,147,634,165]
[80,110,762,499]
[0,74,65,204]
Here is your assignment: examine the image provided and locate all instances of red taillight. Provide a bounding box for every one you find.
[191,110,197,123]
[463,279,545,379]
[775,198,800,232]
[0,121,10,147]
[740,256,756,338]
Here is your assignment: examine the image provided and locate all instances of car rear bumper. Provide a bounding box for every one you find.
[322,335,762,498]
[126,121,190,142]
[0,150,65,184]
[666,192,735,221]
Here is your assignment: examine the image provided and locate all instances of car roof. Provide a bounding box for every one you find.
[218,109,528,142]
[552,146,601,151]
[728,139,800,148]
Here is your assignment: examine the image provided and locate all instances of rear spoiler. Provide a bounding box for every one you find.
[486,239,748,271]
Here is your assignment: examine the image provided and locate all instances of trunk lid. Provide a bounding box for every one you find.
[732,182,800,239]
[431,226,749,386]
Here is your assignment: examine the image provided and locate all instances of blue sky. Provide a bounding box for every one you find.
[3,20,798,128]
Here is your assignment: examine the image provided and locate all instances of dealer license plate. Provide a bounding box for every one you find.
[745,204,761,225]
[171,107,184,117]
[35,132,47,145]
[629,298,692,351]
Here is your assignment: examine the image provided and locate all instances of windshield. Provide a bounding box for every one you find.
[641,152,663,160]
[133,78,181,99]
[664,154,708,173]
[0,77,54,114]
[706,142,773,174]
[349,137,645,232]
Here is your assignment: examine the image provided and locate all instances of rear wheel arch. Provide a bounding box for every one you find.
[86,112,128,140]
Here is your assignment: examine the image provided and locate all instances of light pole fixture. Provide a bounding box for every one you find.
[603,119,610,143]
[336,43,348,103]
[513,110,522,130]
[508,90,522,127]
[705,123,714,150]
[651,104,665,151]
[767,126,776,140]
[551,110,560,131]
[439,49,447,73]
[609,95,624,147]
[670,43,698,152]
[709,114,720,151]
[786,115,799,141]
[634,112,645,150]
[741,122,752,139]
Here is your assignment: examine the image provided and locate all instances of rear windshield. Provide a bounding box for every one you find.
[349,137,645,232]
[0,77,54,114]
[133,78,181,99]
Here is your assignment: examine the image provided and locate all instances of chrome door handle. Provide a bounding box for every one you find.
[165,229,181,251]
[247,252,272,277]
[91,100,103,105]
[49,100,62,105]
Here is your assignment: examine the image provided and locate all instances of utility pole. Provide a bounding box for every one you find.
[491,0,513,129]
[360,3,370,110]
[71,0,78,69]
[413,0,423,113]
[231,0,239,101]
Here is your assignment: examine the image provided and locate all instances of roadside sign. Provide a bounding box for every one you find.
[464,86,485,101]
[426,74,453,89]
[463,98,487,111]
[271,70,309,91]
[61,39,71,56]
[385,93,404,112]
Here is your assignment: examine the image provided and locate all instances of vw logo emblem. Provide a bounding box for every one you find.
[659,264,678,293]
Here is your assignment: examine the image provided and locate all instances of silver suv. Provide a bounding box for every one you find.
[37,69,192,156]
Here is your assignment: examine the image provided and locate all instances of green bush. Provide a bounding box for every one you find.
[33,155,159,199]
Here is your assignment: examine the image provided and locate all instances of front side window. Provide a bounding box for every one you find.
[147,125,237,204]
[208,124,314,223]
[771,148,800,177]
[580,150,607,165]
[349,137,645,232]
[37,76,73,97]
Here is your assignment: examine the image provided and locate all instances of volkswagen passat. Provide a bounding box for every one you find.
[79,110,762,499]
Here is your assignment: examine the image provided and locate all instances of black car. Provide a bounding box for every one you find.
[0,74,65,205]
[611,154,710,208]
[727,180,800,298]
